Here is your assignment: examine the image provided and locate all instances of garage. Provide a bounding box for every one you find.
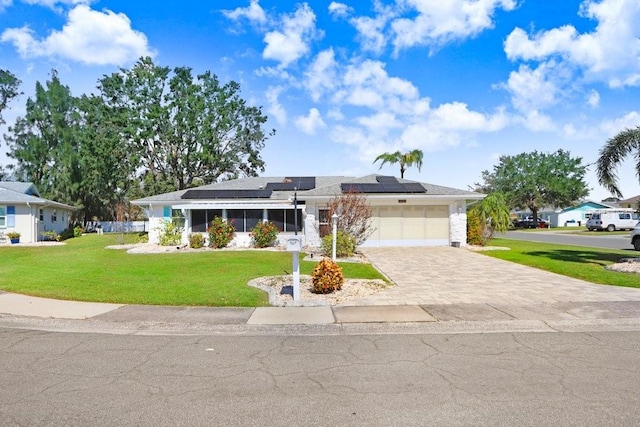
[367,205,450,247]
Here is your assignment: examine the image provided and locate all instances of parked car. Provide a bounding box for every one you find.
[513,216,548,229]
[631,222,640,251]
[586,210,639,231]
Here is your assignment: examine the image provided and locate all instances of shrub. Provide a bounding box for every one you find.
[466,209,485,246]
[323,190,374,245]
[159,219,183,246]
[311,258,345,294]
[73,226,84,238]
[59,227,75,241]
[207,216,235,248]
[136,232,149,243]
[321,231,357,258]
[250,221,278,248]
[189,233,206,249]
[40,230,60,241]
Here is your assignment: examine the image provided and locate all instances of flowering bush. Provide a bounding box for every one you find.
[189,233,206,249]
[250,221,279,248]
[207,216,235,248]
[311,258,344,294]
[159,219,182,246]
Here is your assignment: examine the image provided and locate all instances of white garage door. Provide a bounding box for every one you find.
[366,205,449,246]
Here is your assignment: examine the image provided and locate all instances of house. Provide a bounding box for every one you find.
[548,201,619,227]
[618,195,640,211]
[0,182,75,243]
[131,174,484,248]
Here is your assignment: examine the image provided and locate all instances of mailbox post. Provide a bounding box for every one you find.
[285,235,303,301]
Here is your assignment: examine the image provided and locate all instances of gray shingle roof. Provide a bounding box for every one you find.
[0,182,74,209]
[132,174,483,204]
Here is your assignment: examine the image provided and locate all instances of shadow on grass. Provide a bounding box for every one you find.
[527,249,640,266]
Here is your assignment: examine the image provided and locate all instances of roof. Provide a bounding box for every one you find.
[0,181,75,209]
[132,174,484,205]
[619,195,640,205]
[561,200,618,212]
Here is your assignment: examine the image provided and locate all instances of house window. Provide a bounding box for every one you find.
[318,208,330,237]
[191,209,223,232]
[39,209,44,221]
[171,209,185,228]
[0,206,5,228]
[51,210,57,223]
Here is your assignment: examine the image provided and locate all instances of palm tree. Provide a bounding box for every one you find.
[373,149,424,179]
[596,126,640,197]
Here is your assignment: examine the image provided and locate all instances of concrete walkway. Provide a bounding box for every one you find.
[1,246,640,329]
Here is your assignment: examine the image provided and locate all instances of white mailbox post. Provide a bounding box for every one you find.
[285,235,303,301]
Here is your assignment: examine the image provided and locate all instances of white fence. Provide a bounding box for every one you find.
[96,221,148,233]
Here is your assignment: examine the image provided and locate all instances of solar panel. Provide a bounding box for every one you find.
[265,177,316,191]
[376,176,398,184]
[380,183,405,192]
[182,189,273,199]
[341,183,386,193]
[402,183,426,193]
[341,181,427,194]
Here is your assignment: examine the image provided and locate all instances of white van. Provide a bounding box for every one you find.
[586,210,640,232]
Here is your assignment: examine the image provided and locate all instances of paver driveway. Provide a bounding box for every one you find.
[341,246,640,306]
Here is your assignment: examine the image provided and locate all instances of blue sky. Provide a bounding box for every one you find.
[2,0,640,201]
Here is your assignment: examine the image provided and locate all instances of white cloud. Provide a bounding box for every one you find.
[262,3,321,68]
[328,2,352,18]
[502,62,563,112]
[504,0,640,88]
[587,89,600,108]
[1,4,154,65]
[221,0,267,25]
[295,108,326,134]
[352,14,389,54]
[0,0,12,13]
[304,49,338,102]
[390,0,517,54]
[265,86,287,125]
[516,110,556,132]
[600,111,640,136]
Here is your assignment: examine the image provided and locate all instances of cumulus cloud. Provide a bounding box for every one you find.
[504,0,640,88]
[587,89,600,108]
[502,62,563,112]
[328,1,352,18]
[0,0,12,13]
[1,4,154,65]
[600,111,640,136]
[304,49,338,102]
[221,0,267,26]
[262,3,321,68]
[390,0,518,54]
[265,86,287,125]
[295,108,326,134]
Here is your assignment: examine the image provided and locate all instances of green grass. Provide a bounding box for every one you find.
[483,238,640,288]
[0,234,386,307]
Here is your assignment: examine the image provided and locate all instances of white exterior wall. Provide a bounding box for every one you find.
[304,198,467,248]
[147,205,166,245]
[1,204,73,244]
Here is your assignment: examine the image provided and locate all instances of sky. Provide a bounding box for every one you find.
[1,0,640,201]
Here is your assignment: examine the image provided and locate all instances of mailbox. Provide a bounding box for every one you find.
[285,236,303,252]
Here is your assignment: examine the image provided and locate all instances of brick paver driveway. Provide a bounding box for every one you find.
[342,246,640,306]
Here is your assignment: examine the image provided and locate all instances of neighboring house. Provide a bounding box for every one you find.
[619,195,640,211]
[0,182,75,243]
[131,174,484,248]
[548,201,619,227]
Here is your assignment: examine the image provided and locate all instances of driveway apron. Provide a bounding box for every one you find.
[345,247,640,306]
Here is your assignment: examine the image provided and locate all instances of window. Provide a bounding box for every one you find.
[0,206,5,228]
[171,209,185,228]
[268,209,285,231]
[191,209,223,232]
[318,208,329,237]
[51,210,57,223]
[619,213,631,220]
[39,209,44,221]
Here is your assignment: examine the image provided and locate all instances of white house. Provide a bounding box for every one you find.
[0,182,75,244]
[131,175,485,248]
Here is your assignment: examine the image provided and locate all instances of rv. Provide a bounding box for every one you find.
[586,209,640,232]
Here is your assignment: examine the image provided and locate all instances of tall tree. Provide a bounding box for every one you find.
[480,150,589,224]
[467,192,512,246]
[0,69,21,125]
[373,149,423,178]
[5,70,81,206]
[596,126,640,198]
[98,57,274,196]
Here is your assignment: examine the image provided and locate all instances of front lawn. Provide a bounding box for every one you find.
[483,238,640,288]
[0,234,386,306]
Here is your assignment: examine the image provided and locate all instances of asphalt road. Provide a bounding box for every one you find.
[2,327,640,426]
[503,230,635,251]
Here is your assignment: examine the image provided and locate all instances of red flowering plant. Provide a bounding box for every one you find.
[250,221,279,248]
[207,216,235,248]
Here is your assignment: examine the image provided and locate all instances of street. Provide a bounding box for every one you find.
[503,230,634,251]
[1,327,640,426]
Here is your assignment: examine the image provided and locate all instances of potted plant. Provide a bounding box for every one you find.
[7,231,20,244]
